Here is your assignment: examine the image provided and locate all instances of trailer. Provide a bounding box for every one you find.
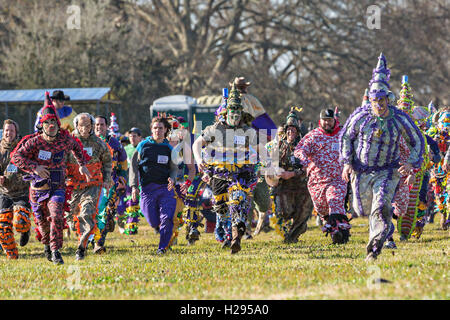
[149,95,221,133]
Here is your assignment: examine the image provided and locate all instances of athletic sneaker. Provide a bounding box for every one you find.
[384,240,397,249]
[75,247,85,260]
[156,248,166,255]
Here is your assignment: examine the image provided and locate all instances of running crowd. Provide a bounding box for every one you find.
[0,53,448,264]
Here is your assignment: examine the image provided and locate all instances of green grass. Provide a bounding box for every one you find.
[0,216,448,300]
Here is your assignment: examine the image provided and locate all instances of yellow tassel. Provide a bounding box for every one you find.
[418,202,427,211]
[214,193,229,202]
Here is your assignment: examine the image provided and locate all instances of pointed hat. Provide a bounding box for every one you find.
[227,83,243,111]
[39,91,61,127]
[368,53,391,99]
[397,75,414,115]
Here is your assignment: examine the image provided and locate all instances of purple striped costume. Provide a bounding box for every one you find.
[339,103,424,257]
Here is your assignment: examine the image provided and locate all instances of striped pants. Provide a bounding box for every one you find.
[0,194,31,259]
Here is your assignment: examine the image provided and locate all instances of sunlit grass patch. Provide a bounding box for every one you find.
[0,216,447,299]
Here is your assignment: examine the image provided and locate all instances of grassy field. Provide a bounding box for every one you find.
[0,216,448,300]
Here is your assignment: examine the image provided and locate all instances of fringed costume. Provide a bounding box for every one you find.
[339,54,425,261]
[200,83,258,253]
[93,127,128,253]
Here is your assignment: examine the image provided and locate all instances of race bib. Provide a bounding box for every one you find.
[332,143,339,152]
[6,164,17,173]
[84,147,93,157]
[38,150,52,161]
[234,136,246,145]
[157,155,169,164]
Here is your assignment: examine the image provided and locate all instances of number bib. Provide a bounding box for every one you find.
[6,163,17,173]
[157,155,169,164]
[38,150,52,161]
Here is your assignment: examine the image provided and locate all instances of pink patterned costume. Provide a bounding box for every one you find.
[294,121,351,243]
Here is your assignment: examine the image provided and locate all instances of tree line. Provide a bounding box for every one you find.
[0,0,448,136]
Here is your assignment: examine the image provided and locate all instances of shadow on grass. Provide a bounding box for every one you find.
[408,235,449,243]
[307,252,363,260]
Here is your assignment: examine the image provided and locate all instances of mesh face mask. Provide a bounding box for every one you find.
[226,109,242,127]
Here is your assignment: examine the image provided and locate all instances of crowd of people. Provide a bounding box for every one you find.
[0,53,448,264]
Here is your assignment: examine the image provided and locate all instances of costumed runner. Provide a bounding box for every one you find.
[65,113,112,260]
[428,107,450,231]
[230,78,275,239]
[340,53,424,262]
[193,83,259,254]
[121,127,144,235]
[263,126,285,234]
[91,114,128,253]
[410,105,440,239]
[11,92,91,265]
[207,89,232,244]
[0,119,32,259]
[129,116,178,255]
[167,116,207,246]
[295,108,351,244]
[264,107,310,243]
[395,76,441,240]
[424,101,438,224]
[34,90,77,132]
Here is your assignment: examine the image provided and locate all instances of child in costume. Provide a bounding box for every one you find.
[121,127,144,235]
[169,117,207,246]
